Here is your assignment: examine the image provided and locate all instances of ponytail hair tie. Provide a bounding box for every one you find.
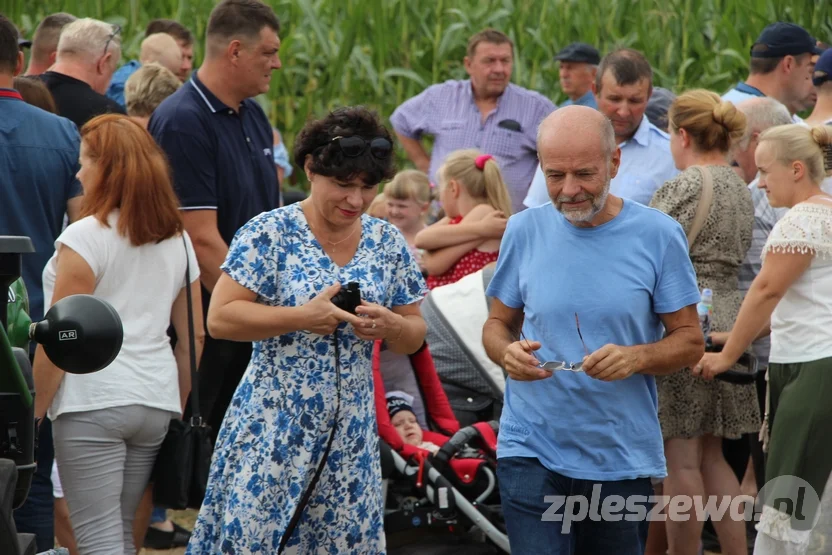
[475,154,494,170]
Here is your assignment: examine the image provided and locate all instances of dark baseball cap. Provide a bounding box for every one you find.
[554,42,601,65]
[751,22,823,58]
[814,48,832,87]
[18,38,32,49]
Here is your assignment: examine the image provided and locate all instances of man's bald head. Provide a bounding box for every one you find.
[139,33,182,76]
[536,106,621,224]
[538,105,616,161]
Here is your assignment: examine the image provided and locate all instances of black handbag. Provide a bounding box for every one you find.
[151,235,213,510]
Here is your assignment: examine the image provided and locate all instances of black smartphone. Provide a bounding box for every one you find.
[498,119,522,132]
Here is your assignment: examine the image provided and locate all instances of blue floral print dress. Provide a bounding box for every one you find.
[187,203,427,554]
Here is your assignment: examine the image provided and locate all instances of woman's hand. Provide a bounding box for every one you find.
[301,283,363,335]
[476,210,508,239]
[692,352,734,381]
[354,301,405,342]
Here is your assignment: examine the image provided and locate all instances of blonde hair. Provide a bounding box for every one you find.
[384,170,432,204]
[669,89,746,153]
[758,124,832,185]
[440,149,512,215]
[124,63,181,118]
[367,193,388,219]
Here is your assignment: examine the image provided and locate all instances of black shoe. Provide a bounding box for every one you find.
[144,522,192,549]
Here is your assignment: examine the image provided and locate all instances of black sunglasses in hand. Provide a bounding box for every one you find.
[331,135,392,159]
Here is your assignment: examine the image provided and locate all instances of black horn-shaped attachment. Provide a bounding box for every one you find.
[29,295,123,374]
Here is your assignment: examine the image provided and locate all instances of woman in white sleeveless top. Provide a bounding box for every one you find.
[33,114,204,555]
[698,123,832,555]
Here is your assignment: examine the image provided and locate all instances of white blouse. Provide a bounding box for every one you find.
[763,200,832,364]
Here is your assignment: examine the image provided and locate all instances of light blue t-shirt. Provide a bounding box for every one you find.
[523,115,678,208]
[486,199,700,481]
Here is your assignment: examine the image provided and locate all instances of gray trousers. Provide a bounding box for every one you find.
[52,405,172,555]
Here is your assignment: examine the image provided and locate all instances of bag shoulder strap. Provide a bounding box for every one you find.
[686,165,714,249]
[182,234,201,422]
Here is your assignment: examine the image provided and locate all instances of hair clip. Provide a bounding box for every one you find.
[475,154,494,170]
[823,143,832,174]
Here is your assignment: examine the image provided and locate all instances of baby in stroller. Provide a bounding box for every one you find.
[373,341,509,553]
[387,391,442,455]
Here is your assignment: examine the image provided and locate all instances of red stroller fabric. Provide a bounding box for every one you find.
[373,341,460,458]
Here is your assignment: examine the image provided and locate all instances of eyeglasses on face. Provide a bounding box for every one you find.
[103,24,121,56]
[520,313,591,373]
[331,135,392,159]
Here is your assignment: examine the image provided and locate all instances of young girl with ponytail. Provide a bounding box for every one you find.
[414,149,512,289]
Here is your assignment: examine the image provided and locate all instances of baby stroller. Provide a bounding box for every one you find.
[420,268,507,427]
[372,341,510,554]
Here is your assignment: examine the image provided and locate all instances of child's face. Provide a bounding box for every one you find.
[391,410,423,446]
[386,197,426,232]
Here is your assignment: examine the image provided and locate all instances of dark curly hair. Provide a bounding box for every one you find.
[293,106,396,185]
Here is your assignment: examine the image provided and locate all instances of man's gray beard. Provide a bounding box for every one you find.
[557,177,611,223]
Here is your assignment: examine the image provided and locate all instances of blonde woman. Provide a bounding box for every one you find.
[415,149,512,289]
[698,124,832,555]
[124,63,181,129]
[648,89,754,555]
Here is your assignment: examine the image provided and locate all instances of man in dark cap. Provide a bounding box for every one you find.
[723,22,823,120]
[555,42,600,108]
[806,48,832,127]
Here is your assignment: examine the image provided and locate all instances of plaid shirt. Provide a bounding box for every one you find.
[390,80,556,213]
[739,179,788,367]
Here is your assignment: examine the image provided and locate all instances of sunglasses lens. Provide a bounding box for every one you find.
[338,136,365,156]
[370,138,392,158]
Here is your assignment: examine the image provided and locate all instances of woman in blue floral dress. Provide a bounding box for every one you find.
[187,107,428,554]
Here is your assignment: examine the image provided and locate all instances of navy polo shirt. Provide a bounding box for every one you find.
[0,89,82,323]
[148,72,279,245]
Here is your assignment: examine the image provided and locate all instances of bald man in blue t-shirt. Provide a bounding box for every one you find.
[483,106,704,555]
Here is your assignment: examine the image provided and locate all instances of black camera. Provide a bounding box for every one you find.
[331,282,361,314]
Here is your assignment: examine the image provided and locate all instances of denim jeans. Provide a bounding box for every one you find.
[150,506,167,524]
[497,456,653,555]
[13,417,55,552]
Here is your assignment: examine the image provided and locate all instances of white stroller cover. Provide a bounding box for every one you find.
[428,270,506,394]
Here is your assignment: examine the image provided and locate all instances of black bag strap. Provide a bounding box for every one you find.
[182,234,202,423]
[278,330,341,553]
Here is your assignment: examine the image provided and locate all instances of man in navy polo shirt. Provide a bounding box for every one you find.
[0,14,82,552]
[149,0,281,442]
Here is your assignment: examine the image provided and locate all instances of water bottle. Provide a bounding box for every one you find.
[697,288,713,337]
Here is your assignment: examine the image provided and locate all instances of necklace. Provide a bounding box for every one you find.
[303,202,360,252]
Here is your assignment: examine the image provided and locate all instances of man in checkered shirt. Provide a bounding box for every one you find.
[390,28,556,214]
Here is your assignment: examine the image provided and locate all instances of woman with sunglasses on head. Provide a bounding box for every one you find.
[188,106,428,554]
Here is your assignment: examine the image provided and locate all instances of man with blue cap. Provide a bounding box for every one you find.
[723,22,823,121]
[806,48,832,127]
[555,42,599,109]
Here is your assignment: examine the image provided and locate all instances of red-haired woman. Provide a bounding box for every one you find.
[33,114,205,555]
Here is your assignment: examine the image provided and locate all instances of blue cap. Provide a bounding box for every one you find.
[751,22,823,58]
[814,48,832,87]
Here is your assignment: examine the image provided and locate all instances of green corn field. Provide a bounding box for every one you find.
[5,0,832,187]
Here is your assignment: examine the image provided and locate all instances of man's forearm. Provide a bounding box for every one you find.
[396,134,431,174]
[192,238,228,293]
[483,318,518,368]
[633,326,704,376]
